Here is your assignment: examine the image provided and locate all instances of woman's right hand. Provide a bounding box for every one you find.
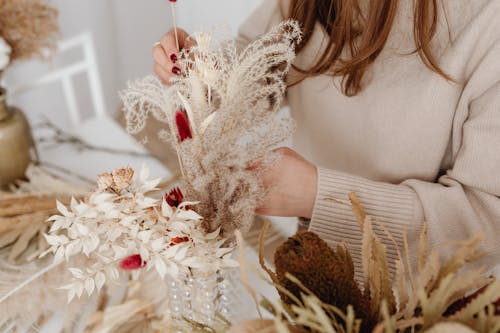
[152,28,192,85]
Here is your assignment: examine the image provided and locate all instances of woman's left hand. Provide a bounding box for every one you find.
[257,147,318,219]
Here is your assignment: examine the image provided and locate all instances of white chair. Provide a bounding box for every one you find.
[9,31,107,127]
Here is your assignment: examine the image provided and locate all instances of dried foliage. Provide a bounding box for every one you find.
[84,269,170,333]
[274,232,373,330]
[43,166,238,303]
[0,0,59,64]
[0,165,87,265]
[121,21,302,236]
[255,194,500,333]
[0,166,89,332]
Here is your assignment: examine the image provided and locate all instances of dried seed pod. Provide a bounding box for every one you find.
[274,231,374,331]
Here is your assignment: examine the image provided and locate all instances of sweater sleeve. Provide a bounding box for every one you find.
[310,81,500,278]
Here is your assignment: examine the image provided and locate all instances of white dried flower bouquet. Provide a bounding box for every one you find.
[121,21,302,235]
[42,166,237,302]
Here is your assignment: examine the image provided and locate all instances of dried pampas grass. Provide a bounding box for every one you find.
[121,21,302,236]
[0,0,59,64]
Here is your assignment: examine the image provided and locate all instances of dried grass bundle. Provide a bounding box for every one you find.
[0,166,90,332]
[0,0,59,64]
[0,165,85,264]
[121,21,302,235]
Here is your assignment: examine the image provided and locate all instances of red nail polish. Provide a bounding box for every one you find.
[172,66,181,75]
[170,53,178,63]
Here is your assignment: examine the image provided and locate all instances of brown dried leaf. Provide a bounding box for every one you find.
[7,215,46,262]
[416,250,441,293]
[361,216,373,290]
[445,268,494,310]
[418,223,428,272]
[449,280,500,322]
[348,192,365,230]
[335,243,355,282]
[363,218,396,318]
[0,195,63,217]
[395,258,408,313]
[438,234,484,281]
[0,228,23,248]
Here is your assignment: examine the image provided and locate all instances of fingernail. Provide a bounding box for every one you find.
[172,66,181,75]
[170,53,178,63]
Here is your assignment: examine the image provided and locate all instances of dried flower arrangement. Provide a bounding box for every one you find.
[248,194,500,333]
[1,19,302,331]
[42,166,238,302]
[0,0,59,73]
[121,20,302,235]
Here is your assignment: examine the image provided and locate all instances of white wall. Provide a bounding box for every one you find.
[4,0,262,129]
[177,0,261,34]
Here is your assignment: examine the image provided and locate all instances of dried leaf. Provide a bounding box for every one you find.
[348,192,365,230]
[362,217,396,318]
[418,223,428,272]
[8,219,45,262]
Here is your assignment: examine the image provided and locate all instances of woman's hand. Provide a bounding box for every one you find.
[152,28,194,85]
[257,147,318,219]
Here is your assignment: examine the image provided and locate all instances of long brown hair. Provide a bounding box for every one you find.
[288,0,451,96]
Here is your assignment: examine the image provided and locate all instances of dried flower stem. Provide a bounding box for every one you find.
[170,2,179,51]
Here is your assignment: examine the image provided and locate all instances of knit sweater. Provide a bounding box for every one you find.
[238,0,500,275]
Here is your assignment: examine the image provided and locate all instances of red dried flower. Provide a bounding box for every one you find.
[165,187,184,207]
[119,254,146,270]
[169,0,177,2]
[175,110,192,142]
[169,236,189,246]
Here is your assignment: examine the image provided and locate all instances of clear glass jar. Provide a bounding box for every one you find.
[166,267,243,328]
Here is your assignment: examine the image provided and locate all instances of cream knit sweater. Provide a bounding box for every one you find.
[238,0,500,275]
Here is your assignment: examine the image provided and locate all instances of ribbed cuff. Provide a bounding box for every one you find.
[309,167,424,280]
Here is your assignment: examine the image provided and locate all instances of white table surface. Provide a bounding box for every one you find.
[37,116,171,183]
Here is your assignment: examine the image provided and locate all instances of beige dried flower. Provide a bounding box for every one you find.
[111,167,134,191]
[96,172,114,191]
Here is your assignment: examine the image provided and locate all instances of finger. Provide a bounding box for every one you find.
[152,44,171,71]
[154,63,174,85]
[183,34,198,49]
[153,45,182,79]
[160,28,190,60]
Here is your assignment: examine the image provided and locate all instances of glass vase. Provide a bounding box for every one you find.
[166,267,242,328]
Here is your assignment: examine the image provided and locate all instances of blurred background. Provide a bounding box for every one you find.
[5,0,261,126]
[1,0,262,181]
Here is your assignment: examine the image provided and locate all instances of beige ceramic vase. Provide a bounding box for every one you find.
[0,88,36,188]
